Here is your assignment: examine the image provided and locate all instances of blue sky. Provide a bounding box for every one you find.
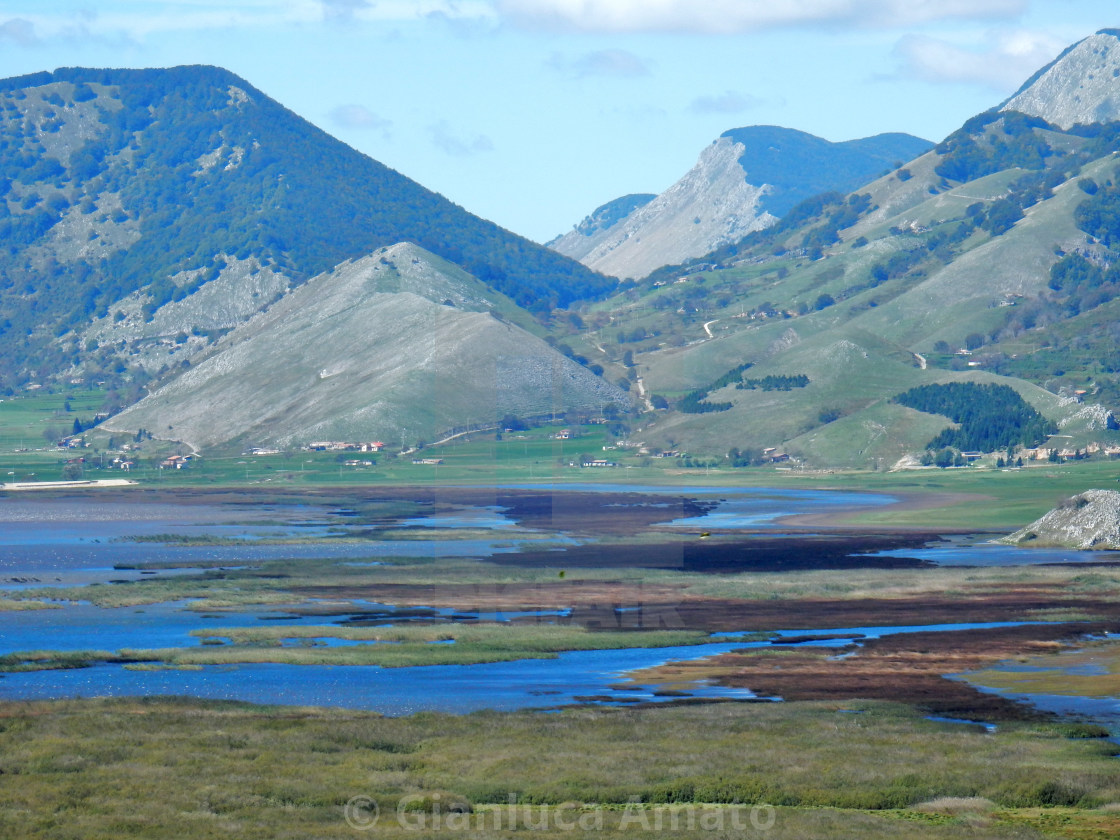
[0,2,1116,243]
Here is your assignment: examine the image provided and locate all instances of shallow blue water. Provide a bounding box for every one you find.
[0,609,1050,713]
[956,683,1120,730]
[869,535,1119,566]
[0,487,1113,716]
[716,621,1042,646]
[0,600,304,652]
[0,641,768,713]
[498,484,897,529]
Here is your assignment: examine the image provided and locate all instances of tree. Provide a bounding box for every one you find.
[814,293,835,311]
[982,198,1024,236]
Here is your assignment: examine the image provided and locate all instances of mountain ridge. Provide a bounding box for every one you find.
[549,127,931,280]
[1001,30,1120,127]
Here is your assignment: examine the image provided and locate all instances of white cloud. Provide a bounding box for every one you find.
[689,90,764,114]
[494,0,1026,34]
[428,120,494,156]
[893,28,1068,91]
[329,104,392,136]
[548,49,650,78]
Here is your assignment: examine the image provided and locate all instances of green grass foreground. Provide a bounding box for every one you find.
[0,697,1118,839]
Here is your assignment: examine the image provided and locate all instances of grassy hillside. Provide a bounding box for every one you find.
[101,244,630,451]
[560,111,1120,466]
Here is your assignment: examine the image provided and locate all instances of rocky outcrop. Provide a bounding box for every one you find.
[547,194,656,263]
[551,137,774,280]
[1002,489,1120,549]
[1001,30,1120,128]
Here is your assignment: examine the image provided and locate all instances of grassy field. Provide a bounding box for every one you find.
[0,697,1117,839]
[0,388,108,482]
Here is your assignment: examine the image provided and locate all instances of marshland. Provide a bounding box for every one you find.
[2,479,1120,838]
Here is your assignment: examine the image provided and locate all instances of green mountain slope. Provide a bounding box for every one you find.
[566,70,1120,465]
[0,65,612,392]
[103,243,630,450]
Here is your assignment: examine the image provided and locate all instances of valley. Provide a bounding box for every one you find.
[6,23,1120,840]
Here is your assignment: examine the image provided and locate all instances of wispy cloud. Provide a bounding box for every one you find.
[319,0,371,23]
[0,2,496,43]
[0,18,38,46]
[547,48,650,78]
[329,104,392,136]
[428,120,494,156]
[494,0,1027,34]
[689,90,764,115]
[0,1,1033,43]
[893,28,1067,91]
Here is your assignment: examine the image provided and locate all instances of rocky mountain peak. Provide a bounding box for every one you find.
[1001,30,1120,128]
[550,136,774,280]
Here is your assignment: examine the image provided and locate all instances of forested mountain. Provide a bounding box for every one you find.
[719,126,933,217]
[0,65,612,392]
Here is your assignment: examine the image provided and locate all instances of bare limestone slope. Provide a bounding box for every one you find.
[550,137,773,281]
[102,244,630,451]
[551,128,930,281]
[1002,490,1120,549]
[1002,30,1120,128]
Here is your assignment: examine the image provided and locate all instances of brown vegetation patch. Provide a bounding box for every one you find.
[666,592,1120,632]
[492,532,943,572]
[632,623,1120,721]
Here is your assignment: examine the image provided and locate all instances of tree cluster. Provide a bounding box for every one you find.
[894,382,1056,453]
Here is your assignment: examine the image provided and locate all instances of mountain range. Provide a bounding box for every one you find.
[0,65,611,396]
[8,29,1120,466]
